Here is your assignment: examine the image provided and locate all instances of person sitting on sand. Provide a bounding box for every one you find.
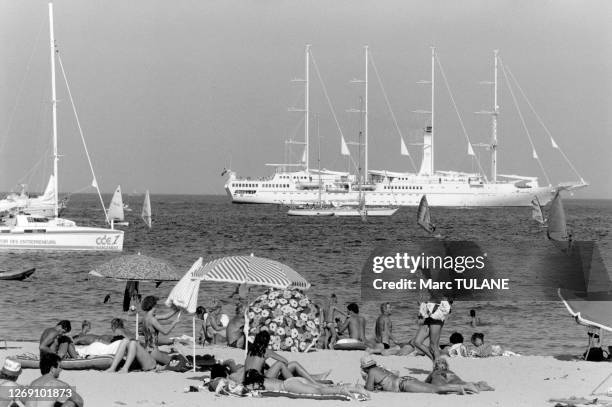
[205,299,225,344]
[226,303,245,349]
[39,320,78,359]
[322,294,346,349]
[425,357,494,391]
[0,358,23,406]
[359,356,478,394]
[105,338,159,373]
[142,295,180,365]
[26,352,84,407]
[443,332,468,358]
[235,331,329,384]
[366,302,414,355]
[337,303,366,343]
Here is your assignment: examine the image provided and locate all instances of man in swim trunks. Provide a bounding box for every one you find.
[226,303,245,348]
[360,356,478,394]
[322,294,346,349]
[367,303,414,355]
[39,321,78,360]
[338,303,366,342]
[26,353,84,406]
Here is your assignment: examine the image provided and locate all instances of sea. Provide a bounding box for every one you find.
[1,194,610,357]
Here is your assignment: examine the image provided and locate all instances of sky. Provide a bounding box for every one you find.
[1,0,610,198]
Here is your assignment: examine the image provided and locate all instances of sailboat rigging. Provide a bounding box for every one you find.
[0,3,123,251]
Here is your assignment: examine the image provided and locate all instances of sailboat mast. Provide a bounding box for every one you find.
[430,47,435,175]
[304,44,310,172]
[491,49,499,183]
[49,2,59,218]
[364,45,368,183]
[316,114,321,206]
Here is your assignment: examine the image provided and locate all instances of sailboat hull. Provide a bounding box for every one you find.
[0,226,124,251]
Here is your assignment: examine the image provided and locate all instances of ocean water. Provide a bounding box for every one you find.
[0,195,610,357]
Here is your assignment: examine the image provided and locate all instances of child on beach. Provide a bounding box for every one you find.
[444,332,468,358]
[469,333,518,357]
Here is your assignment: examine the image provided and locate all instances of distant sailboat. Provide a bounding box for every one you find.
[141,190,152,229]
[108,186,129,227]
[417,195,436,233]
[531,196,545,225]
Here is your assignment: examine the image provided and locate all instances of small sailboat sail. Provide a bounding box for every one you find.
[417,195,436,233]
[108,186,125,222]
[531,196,545,225]
[141,190,152,229]
[547,191,569,242]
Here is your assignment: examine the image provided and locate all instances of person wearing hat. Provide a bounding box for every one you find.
[0,358,23,405]
[359,355,479,394]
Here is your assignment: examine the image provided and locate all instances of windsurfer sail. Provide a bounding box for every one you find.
[417,195,436,233]
[141,190,152,229]
[108,186,125,222]
[531,196,545,225]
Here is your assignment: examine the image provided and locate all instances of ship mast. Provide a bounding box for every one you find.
[364,45,368,182]
[491,49,499,183]
[304,44,310,172]
[430,46,435,175]
[49,2,59,218]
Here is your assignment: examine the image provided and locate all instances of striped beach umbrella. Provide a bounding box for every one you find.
[89,254,181,281]
[192,255,310,290]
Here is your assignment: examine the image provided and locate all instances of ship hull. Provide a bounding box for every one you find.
[227,185,555,207]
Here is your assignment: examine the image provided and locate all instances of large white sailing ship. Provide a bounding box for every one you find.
[224,46,586,207]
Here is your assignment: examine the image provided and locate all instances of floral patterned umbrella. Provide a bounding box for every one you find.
[247,288,320,352]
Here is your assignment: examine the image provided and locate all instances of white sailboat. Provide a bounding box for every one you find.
[531,196,546,225]
[141,190,152,229]
[108,186,129,227]
[0,3,123,251]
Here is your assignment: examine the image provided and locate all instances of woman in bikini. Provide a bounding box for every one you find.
[141,295,180,365]
[238,331,329,384]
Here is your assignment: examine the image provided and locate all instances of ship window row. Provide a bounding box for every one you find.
[233,183,258,188]
[384,185,423,190]
[263,184,289,188]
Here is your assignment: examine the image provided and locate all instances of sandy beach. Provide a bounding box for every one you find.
[3,341,611,407]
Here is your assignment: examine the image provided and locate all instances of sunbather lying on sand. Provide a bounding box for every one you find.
[360,356,479,394]
[243,369,369,399]
[425,358,494,391]
[230,331,330,384]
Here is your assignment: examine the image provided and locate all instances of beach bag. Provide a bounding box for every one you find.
[165,354,192,372]
[584,347,607,361]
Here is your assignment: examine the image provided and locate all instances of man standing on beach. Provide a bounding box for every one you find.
[322,293,346,349]
[39,321,78,359]
[338,303,366,342]
[25,353,84,407]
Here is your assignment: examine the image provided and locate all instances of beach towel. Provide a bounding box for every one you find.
[76,340,123,357]
[259,390,353,401]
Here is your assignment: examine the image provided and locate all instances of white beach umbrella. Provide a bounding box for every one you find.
[165,257,203,372]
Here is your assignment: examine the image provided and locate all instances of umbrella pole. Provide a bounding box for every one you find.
[192,316,196,372]
[243,304,250,359]
[135,312,139,340]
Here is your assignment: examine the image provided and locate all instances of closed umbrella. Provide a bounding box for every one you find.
[165,258,203,372]
[192,254,310,356]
